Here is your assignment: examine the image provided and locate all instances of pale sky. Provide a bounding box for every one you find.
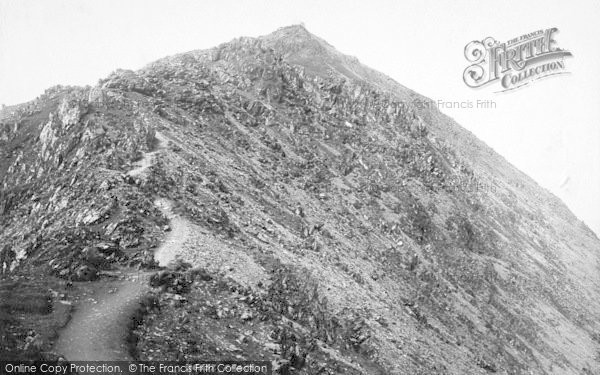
[1,0,599,236]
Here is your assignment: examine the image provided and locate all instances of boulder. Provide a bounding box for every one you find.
[80,246,109,268]
[73,265,98,281]
[94,242,119,255]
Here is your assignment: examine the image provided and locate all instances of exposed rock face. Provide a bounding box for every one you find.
[0,84,163,280]
[2,25,600,374]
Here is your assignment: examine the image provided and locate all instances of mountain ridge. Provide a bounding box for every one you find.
[142,24,596,239]
[1,25,599,374]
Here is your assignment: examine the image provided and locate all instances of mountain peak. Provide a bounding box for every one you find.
[261,23,329,52]
[258,25,413,97]
[271,23,311,37]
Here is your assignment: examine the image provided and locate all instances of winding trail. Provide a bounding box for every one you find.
[53,273,149,360]
[53,132,191,361]
[127,131,168,178]
[154,199,190,267]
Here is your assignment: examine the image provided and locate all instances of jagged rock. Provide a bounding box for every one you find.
[80,246,109,268]
[98,180,111,191]
[73,265,97,281]
[240,310,253,321]
[94,242,119,255]
[138,251,158,269]
[149,270,191,294]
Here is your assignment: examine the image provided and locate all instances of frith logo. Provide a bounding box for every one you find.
[463,28,572,92]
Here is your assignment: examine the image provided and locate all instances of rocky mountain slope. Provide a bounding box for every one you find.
[1,25,600,374]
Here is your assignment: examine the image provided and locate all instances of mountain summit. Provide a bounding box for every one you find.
[1,25,600,374]
[262,25,414,93]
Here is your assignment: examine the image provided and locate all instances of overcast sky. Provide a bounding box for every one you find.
[1,0,599,236]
